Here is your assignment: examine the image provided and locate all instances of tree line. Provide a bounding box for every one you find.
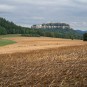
[83,33,87,41]
[0,17,85,40]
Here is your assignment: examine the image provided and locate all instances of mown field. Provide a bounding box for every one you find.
[0,37,87,87]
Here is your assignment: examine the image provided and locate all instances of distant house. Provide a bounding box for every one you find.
[31,23,70,29]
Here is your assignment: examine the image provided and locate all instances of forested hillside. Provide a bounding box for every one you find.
[0,17,83,39]
[0,17,31,34]
[83,33,87,41]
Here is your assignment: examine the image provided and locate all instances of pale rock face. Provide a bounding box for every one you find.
[31,23,70,29]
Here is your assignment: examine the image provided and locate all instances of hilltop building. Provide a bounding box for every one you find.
[31,23,70,29]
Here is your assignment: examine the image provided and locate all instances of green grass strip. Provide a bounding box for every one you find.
[0,39,16,46]
[0,34,21,38]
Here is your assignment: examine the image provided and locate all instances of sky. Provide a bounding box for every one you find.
[0,0,87,30]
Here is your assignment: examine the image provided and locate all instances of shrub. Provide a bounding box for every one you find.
[83,33,87,41]
[21,34,40,37]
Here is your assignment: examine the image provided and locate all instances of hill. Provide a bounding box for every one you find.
[76,30,87,34]
[0,17,83,39]
[37,28,83,39]
[0,17,31,34]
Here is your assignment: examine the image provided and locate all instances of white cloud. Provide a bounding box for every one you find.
[9,0,71,6]
[18,23,31,27]
[76,0,87,3]
[70,22,87,30]
[31,17,45,20]
[0,0,87,30]
[0,4,15,12]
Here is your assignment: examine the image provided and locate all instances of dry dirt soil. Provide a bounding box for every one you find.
[0,37,87,54]
[0,37,87,87]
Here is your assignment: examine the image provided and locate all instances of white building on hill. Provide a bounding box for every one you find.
[31,23,70,29]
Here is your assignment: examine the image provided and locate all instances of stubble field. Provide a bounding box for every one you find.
[0,37,87,87]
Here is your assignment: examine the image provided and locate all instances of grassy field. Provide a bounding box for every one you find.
[0,37,87,87]
[0,34,21,38]
[0,39,16,46]
[0,34,20,46]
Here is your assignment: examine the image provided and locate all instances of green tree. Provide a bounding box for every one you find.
[0,26,7,35]
[83,33,87,41]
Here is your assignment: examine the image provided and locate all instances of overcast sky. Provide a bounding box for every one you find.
[0,0,87,30]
